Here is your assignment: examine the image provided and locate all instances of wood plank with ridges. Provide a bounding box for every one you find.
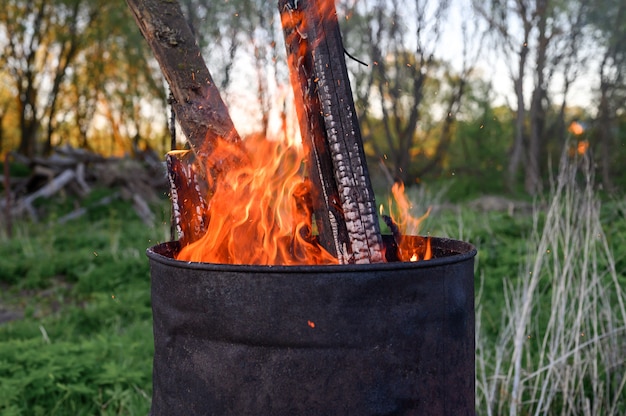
[279,0,384,263]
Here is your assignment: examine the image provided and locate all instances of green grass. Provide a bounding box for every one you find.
[1,164,625,414]
[472,155,626,415]
[0,189,170,415]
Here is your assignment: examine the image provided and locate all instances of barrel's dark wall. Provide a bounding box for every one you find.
[147,236,476,415]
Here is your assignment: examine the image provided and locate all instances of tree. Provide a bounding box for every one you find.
[339,0,445,185]
[589,0,625,191]
[0,0,170,157]
[473,0,540,194]
[1,0,46,156]
[339,0,485,187]
[92,2,167,155]
[40,0,90,154]
[474,0,594,195]
[0,0,91,156]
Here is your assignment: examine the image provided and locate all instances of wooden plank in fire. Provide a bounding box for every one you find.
[166,150,209,247]
[279,0,385,264]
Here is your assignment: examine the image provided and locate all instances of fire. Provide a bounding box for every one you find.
[176,134,338,265]
[173,134,433,265]
[173,0,433,266]
[384,182,432,262]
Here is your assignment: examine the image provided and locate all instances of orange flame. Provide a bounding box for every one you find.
[385,182,432,261]
[175,135,433,264]
[176,134,338,265]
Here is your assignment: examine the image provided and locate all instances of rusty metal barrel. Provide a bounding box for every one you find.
[146,236,476,415]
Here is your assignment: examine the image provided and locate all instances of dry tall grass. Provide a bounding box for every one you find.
[475,151,626,415]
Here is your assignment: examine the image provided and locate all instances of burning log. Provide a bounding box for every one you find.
[279,0,385,264]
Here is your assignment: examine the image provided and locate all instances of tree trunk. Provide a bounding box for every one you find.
[525,0,549,196]
[526,82,543,195]
[18,108,38,158]
[507,47,528,192]
[598,76,614,192]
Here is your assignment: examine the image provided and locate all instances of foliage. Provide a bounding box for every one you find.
[421,100,517,200]
[0,0,167,157]
[0,325,151,415]
[379,150,626,414]
[0,0,625,196]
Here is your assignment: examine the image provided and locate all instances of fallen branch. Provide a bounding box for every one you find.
[57,193,119,224]
[1,146,166,224]
[17,169,76,221]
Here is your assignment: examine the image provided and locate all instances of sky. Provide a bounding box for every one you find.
[437,0,597,111]
[196,0,601,139]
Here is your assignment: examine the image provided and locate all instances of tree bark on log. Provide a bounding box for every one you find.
[126,0,244,247]
[125,0,241,158]
[279,0,384,264]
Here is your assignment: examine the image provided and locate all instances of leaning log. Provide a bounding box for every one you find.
[125,0,241,158]
[279,0,384,263]
[126,0,247,245]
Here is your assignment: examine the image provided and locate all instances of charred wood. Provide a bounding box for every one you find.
[279,0,348,261]
[279,0,384,264]
[166,150,209,247]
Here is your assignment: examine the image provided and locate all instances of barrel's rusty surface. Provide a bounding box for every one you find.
[147,236,476,415]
